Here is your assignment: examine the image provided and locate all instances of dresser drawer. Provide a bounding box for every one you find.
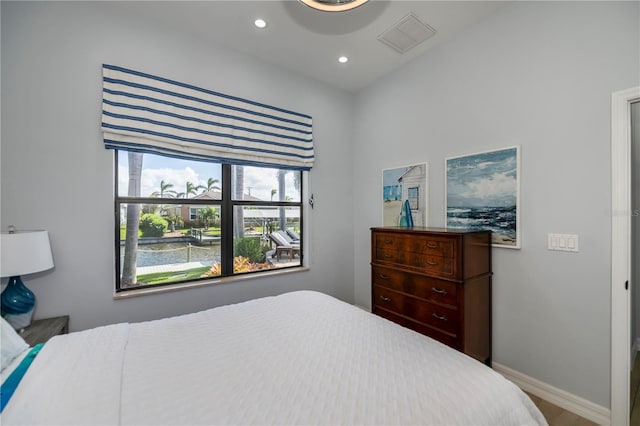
[371,227,492,364]
[374,249,456,278]
[373,286,459,336]
[375,232,456,258]
[372,265,458,308]
[374,308,459,350]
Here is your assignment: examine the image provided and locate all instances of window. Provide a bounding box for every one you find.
[408,187,419,210]
[115,151,303,292]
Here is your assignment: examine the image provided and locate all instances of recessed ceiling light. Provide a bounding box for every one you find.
[299,0,368,12]
[338,56,349,64]
[254,18,267,29]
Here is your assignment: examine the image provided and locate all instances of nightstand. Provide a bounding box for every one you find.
[20,315,69,346]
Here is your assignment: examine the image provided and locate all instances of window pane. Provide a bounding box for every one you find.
[119,203,222,288]
[118,152,222,200]
[233,206,301,272]
[408,187,419,210]
[231,165,301,202]
[115,152,305,292]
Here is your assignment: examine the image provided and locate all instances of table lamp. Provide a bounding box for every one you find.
[0,227,54,330]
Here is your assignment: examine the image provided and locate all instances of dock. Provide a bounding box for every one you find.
[189,228,221,245]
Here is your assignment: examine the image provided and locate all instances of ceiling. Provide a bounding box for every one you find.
[115,1,510,92]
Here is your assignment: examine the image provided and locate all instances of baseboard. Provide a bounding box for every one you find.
[353,304,371,312]
[493,362,610,426]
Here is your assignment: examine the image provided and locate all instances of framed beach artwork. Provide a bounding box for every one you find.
[382,163,428,227]
[445,146,520,248]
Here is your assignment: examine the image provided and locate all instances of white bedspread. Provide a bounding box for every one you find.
[3,323,129,425]
[2,291,547,425]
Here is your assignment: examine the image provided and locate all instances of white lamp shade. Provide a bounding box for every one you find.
[0,230,54,278]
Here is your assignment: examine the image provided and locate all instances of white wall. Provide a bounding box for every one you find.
[1,2,355,331]
[4,0,640,413]
[352,1,639,409]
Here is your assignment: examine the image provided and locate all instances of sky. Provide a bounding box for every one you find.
[446,147,518,208]
[382,165,409,187]
[118,153,299,202]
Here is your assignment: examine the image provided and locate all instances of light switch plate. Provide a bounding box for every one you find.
[548,233,579,252]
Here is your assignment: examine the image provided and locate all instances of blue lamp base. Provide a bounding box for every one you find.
[1,276,35,330]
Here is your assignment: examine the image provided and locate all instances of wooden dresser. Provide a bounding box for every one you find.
[371,227,492,364]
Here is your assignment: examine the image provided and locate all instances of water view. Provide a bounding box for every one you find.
[447,206,517,244]
[121,242,221,268]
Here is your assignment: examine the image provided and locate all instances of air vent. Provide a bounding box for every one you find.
[377,12,436,54]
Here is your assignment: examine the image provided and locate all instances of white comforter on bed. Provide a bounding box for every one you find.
[3,291,547,425]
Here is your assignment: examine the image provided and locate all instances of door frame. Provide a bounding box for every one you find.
[611,86,640,426]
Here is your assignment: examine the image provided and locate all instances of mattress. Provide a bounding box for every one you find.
[2,290,547,425]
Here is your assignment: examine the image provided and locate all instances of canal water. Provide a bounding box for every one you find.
[121,242,221,268]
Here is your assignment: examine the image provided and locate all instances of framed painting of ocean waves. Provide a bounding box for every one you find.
[446,146,520,249]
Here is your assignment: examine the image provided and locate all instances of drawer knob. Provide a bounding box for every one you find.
[379,274,390,280]
[427,260,438,266]
[431,287,447,295]
[384,254,393,258]
[384,239,393,244]
[427,243,438,248]
[380,295,391,302]
[432,312,447,321]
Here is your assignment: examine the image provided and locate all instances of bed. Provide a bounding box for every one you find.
[1,290,547,425]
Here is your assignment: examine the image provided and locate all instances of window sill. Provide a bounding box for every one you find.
[113,266,310,300]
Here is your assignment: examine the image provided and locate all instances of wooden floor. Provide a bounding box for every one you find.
[631,353,640,425]
[524,392,599,426]
[526,354,640,426]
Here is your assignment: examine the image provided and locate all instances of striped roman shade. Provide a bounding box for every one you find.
[101,64,314,170]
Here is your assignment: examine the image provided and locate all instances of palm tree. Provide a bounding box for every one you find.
[271,189,277,201]
[150,180,177,216]
[275,170,300,229]
[184,181,202,198]
[234,166,244,238]
[166,214,182,232]
[198,207,218,230]
[122,152,143,287]
[201,177,220,193]
[293,171,301,193]
[277,170,287,230]
[150,180,176,198]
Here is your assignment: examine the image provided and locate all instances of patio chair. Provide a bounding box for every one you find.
[269,232,300,261]
[285,229,300,242]
[277,229,300,245]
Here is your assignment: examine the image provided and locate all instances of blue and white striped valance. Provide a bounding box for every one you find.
[101,64,314,170]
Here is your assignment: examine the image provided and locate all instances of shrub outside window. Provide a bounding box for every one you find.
[115,151,303,291]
